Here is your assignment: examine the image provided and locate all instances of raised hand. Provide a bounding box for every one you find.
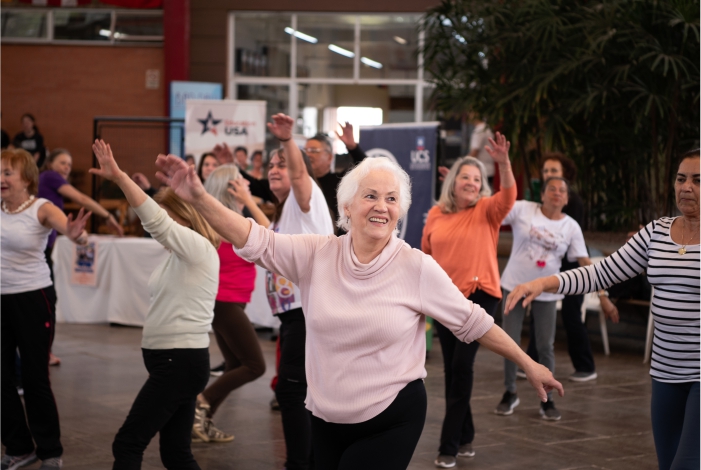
[213,143,234,165]
[227,178,253,206]
[267,113,294,142]
[336,121,357,150]
[131,172,152,191]
[437,166,449,182]
[90,140,124,182]
[155,153,206,203]
[485,132,511,165]
[66,208,91,245]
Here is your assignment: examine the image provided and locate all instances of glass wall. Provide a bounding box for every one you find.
[359,15,421,80]
[234,13,291,77]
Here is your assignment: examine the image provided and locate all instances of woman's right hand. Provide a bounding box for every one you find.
[228,178,253,206]
[90,140,124,182]
[524,360,564,402]
[155,154,206,203]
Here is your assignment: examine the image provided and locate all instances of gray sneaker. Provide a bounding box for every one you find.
[494,391,520,415]
[539,400,561,421]
[457,443,475,457]
[569,371,597,382]
[434,454,456,468]
[516,369,527,379]
[1,452,37,470]
[38,457,62,470]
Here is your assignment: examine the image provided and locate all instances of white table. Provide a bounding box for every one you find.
[53,235,279,328]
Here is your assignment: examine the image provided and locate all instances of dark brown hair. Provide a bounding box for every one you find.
[197,152,217,182]
[540,152,577,183]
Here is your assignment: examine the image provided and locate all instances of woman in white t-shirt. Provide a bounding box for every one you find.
[495,177,603,421]
[262,114,334,470]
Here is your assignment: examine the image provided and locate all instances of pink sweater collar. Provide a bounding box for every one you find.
[342,231,406,280]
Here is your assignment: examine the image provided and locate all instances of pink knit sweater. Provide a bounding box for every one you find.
[235,221,494,424]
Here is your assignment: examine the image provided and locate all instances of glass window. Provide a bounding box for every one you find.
[235,13,291,77]
[296,15,356,79]
[114,13,163,41]
[53,11,111,41]
[1,10,47,39]
[237,84,289,154]
[359,15,420,79]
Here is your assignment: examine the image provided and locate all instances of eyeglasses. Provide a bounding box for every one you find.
[304,148,325,155]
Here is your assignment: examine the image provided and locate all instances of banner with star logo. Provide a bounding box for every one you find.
[185,99,266,164]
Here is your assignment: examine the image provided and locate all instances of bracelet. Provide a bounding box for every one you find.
[278,136,292,142]
[598,290,609,297]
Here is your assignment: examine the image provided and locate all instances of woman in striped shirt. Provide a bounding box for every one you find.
[504,151,699,470]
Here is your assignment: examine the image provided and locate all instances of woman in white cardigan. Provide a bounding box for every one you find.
[91,140,220,470]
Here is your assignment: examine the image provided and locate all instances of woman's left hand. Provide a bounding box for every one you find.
[485,132,511,165]
[600,296,620,323]
[66,208,91,245]
[267,113,294,142]
[227,178,253,206]
[524,361,564,402]
[90,140,124,182]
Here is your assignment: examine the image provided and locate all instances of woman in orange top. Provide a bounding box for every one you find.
[422,132,516,468]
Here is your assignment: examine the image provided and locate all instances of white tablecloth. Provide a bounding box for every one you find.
[53,235,279,328]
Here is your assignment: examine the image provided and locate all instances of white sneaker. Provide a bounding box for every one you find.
[1,452,38,470]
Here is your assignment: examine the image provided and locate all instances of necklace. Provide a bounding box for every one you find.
[678,218,699,255]
[2,195,35,214]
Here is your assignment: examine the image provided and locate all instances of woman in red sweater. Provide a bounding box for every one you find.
[422,132,517,468]
[191,164,270,443]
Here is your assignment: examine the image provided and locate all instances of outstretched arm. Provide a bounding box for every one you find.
[478,325,564,402]
[38,204,91,245]
[90,140,148,210]
[57,184,124,236]
[155,154,252,247]
[267,114,312,212]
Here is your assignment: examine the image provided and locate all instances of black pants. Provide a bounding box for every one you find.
[435,289,499,456]
[112,348,210,470]
[1,287,63,460]
[527,260,595,373]
[276,308,312,470]
[311,379,427,470]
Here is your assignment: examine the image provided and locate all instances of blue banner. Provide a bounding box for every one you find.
[359,123,439,249]
[169,81,223,155]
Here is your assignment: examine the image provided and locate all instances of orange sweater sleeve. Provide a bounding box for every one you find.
[484,184,517,226]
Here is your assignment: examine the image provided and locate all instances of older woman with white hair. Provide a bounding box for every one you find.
[153,115,562,470]
[190,165,269,444]
[422,134,516,468]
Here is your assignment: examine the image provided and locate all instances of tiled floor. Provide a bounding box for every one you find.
[19,323,656,469]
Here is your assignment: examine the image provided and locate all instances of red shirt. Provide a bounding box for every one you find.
[217,241,256,303]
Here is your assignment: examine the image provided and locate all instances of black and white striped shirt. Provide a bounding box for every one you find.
[556,217,699,383]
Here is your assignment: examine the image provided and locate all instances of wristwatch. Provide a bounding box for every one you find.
[597,290,609,298]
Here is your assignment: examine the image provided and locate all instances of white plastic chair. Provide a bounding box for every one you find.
[580,292,610,356]
[643,287,655,364]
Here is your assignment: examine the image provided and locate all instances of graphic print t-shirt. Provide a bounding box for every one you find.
[266,175,334,315]
[500,200,587,301]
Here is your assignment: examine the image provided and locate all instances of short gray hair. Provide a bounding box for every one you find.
[438,156,492,213]
[204,164,242,214]
[336,157,412,232]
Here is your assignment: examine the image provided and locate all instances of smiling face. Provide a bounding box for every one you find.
[675,156,700,217]
[542,159,563,180]
[541,178,569,212]
[201,156,219,181]
[345,169,400,245]
[305,139,333,178]
[453,164,483,209]
[267,151,291,201]
[50,153,72,180]
[1,160,30,201]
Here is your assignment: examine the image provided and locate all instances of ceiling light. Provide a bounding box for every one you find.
[328,44,355,58]
[360,57,383,69]
[393,36,407,45]
[284,27,318,44]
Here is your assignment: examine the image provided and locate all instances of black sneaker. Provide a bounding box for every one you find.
[494,390,520,415]
[539,400,561,421]
[210,362,225,377]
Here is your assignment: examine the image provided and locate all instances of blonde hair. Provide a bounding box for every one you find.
[154,188,220,248]
[1,148,39,195]
[438,156,492,213]
[204,164,242,214]
[336,157,412,232]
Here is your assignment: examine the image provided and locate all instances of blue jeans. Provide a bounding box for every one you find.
[651,379,699,470]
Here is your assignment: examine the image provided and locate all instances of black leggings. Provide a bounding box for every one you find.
[276,308,312,470]
[435,289,499,456]
[311,379,427,470]
[112,348,210,470]
[1,287,62,460]
[202,301,266,415]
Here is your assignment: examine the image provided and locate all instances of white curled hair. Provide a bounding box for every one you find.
[336,157,412,232]
[203,164,242,215]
